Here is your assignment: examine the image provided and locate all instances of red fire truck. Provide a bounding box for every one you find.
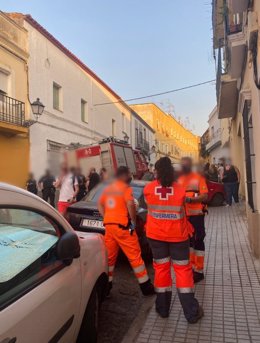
[65,137,148,179]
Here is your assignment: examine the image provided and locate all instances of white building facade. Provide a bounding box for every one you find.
[206,106,230,164]
[10,14,152,178]
[131,111,155,161]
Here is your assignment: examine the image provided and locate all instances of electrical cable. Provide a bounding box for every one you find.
[94,79,216,106]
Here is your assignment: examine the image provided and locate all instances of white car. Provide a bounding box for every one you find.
[0,183,108,343]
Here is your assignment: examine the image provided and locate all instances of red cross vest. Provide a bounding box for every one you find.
[144,180,193,242]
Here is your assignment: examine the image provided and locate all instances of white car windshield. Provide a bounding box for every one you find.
[0,209,58,283]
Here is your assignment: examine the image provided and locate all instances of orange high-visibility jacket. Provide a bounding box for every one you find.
[99,180,133,227]
[144,180,193,242]
[178,172,208,216]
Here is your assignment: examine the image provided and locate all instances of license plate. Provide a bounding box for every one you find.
[81,219,104,229]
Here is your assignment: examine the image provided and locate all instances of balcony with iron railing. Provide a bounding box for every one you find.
[136,137,150,155]
[216,41,239,119]
[216,45,228,101]
[206,130,222,153]
[225,11,243,35]
[0,93,25,128]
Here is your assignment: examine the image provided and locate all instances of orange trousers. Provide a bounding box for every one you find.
[105,224,149,284]
[189,215,206,274]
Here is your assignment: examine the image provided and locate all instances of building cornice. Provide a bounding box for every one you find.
[131,110,155,133]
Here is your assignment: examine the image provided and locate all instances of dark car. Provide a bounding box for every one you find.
[67,180,152,259]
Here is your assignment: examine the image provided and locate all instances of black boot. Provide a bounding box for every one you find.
[139,279,155,296]
[193,271,204,284]
[187,306,204,324]
[156,307,169,318]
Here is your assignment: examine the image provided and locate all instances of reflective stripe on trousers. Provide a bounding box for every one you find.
[189,215,206,273]
[153,257,171,264]
[194,249,205,256]
[133,264,149,284]
[187,209,203,215]
[172,259,189,265]
[148,238,199,320]
[177,287,194,293]
[155,286,172,293]
[105,224,149,284]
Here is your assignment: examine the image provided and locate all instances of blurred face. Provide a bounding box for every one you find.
[120,171,132,184]
[70,167,76,174]
[61,163,68,174]
[181,159,192,174]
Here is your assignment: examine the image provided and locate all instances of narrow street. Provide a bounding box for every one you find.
[2,2,260,343]
[97,256,154,343]
[129,204,260,343]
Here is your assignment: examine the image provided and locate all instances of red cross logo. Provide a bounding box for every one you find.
[155,186,174,200]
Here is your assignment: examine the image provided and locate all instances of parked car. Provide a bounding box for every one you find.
[0,183,108,343]
[67,180,152,259]
[172,164,226,207]
[206,180,226,206]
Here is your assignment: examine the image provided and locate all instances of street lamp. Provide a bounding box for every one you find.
[23,98,45,127]
[123,132,129,143]
[31,98,45,121]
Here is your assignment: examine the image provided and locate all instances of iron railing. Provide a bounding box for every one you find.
[243,100,255,211]
[136,137,150,155]
[0,93,25,126]
[224,8,243,35]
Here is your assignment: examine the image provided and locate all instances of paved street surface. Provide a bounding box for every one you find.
[97,256,154,343]
[133,204,260,343]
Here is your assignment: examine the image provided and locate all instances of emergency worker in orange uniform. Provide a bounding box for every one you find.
[178,157,208,283]
[144,157,203,322]
[98,166,154,296]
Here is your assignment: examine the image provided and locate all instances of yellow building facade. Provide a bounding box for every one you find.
[0,12,30,187]
[131,103,200,162]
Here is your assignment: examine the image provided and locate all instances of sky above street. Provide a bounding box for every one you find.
[2,0,216,135]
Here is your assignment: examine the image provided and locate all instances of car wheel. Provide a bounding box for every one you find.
[209,193,225,207]
[77,286,99,343]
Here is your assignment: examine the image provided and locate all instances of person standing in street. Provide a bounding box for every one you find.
[100,167,109,182]
[75,167,87,201]
[178,157,208,284]
[87,167,100,192]
[222,163,240,206]
[98,166,154,297]
[144,157,203,322]
[55,164,79,217]
[39,169,56,207]
[217,162,225,182]
[26,173,38,195]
